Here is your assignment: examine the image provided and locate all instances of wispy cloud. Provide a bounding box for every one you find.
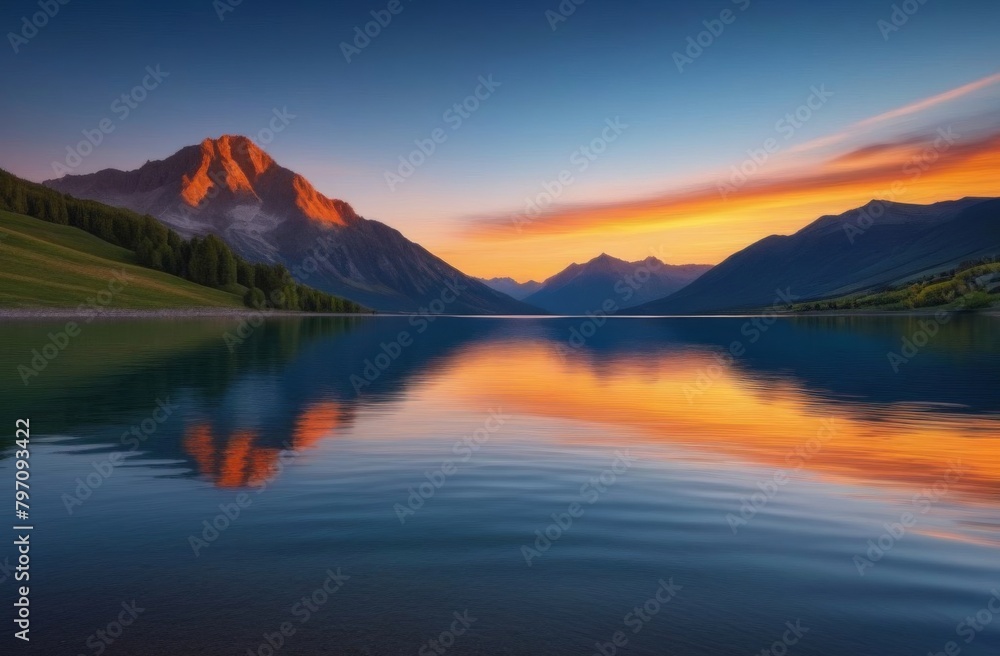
[462,130,1000,241]
[856,72,1000,128]
[463,73,1000,243]
[785,72,1000,158]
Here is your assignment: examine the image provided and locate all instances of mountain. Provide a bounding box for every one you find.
[476,277,543,300]
[0,168,364,313]
[44,135,539,314]
[630,197,1000,315]
[522,253,712,314]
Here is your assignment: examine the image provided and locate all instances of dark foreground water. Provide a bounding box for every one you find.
[1,315,998,655]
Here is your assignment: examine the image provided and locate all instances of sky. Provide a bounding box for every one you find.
[2,0,999,281]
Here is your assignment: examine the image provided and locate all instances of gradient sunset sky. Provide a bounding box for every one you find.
[2,0,998,281]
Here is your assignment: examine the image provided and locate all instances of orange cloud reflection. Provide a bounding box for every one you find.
[442,342,1000,506]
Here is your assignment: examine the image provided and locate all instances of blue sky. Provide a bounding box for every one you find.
[2,0,998,278]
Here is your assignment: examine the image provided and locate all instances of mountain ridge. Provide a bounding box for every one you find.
[45,136,540,314]
[476,277,543,300]
[521,253,712,314]
[628,197,1000,315]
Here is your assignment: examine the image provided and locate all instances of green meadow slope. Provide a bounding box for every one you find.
[0,210,245,308]
[791,259,1000,312]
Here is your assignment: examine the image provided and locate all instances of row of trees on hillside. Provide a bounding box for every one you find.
[794,256,1000,311]
[0,169,366,313]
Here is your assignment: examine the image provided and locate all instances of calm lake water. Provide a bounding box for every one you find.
[1,315,999,655]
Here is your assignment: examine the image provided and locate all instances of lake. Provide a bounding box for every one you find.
[1,315,998,655]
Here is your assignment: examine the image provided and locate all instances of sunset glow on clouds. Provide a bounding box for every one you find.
[3,0,998,283]
[448,73,1000,281]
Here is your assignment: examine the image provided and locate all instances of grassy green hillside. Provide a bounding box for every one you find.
[0,210,245,308]
[0,168,366,312]
[792,258,1000,312]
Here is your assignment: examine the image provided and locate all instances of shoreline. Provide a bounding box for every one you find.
[785,308,1000,318]
[0,307,377,321]
[0,306,995,321]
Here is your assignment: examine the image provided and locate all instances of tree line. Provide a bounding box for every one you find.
[0,169,366,313]
[793,256,999,312]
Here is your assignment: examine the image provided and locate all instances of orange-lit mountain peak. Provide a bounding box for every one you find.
[177,135,352,226]
[179,148,217,206]
[180,135,275,207]
[205,135,275,177]
[291,173,350,226]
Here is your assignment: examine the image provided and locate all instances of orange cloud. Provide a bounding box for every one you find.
[471,131,1000,239]
[448,73,1000,281]
[450,131,1000,279]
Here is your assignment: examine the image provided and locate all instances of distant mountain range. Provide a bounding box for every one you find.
[482,254,711,314]
[45,136,537,314]
[475,277,543,300]
[630,197,1000,314]
[36,136,1000,316]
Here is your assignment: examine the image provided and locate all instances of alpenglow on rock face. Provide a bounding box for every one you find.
[45,135,539,314]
